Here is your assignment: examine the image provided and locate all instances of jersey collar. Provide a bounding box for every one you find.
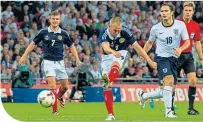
[107,27,121,40]
[162,19,174,28]
[48,26,61,33]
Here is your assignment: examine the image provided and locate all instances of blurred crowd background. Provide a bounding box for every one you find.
[1,1,203,84]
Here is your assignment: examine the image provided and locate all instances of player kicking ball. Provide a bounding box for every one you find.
[19,11,81,115]
[138,3,190,118]
[99,17,157,120]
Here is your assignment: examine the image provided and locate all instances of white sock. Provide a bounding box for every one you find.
[163,86,173,115]
[142,87,163,100]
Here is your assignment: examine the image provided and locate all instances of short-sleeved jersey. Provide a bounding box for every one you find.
[149,20,189,58]
[33,27,73,61]
[99,26,137,55]
[178,18,201,53]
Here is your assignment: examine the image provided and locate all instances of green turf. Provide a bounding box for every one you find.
[3,102,203,122]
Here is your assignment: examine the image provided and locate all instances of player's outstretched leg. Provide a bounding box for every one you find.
[138,88,163,109]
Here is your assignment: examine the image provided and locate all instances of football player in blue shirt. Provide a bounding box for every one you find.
[19,11,81,115]
[99,17,157,120]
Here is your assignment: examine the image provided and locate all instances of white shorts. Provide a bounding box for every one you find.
[41,60,68,80]
[101,50,128,75]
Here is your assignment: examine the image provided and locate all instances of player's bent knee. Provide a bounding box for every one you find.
[163,75,174,86]
[187,72,196,86]
[47,77,57,89]
[189,80,196,86]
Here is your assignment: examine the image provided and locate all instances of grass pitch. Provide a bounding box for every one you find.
[3,102,203,122]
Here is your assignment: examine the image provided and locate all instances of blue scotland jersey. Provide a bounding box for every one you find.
[99,26,137,55]
[33,27,73,61]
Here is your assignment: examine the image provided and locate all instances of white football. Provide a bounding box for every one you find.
[37,90,55,108]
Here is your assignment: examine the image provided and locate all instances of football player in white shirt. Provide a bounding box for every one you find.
[138,3,190,118]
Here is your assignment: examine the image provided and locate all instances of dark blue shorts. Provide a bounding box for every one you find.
[155,55,179,85]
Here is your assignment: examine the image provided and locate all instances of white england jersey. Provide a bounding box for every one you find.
[149,20,189,57]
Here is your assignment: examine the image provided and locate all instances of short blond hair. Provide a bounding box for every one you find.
[49,11,61,17]
[183,1,195,10]
[109,17,122,26]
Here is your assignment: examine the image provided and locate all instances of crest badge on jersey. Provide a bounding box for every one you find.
[173,29,179,36]
[163,68,167,73]
[119,38,125,43]
[44,35,49,40]
[190,32,195,39]
[58,35,62,40]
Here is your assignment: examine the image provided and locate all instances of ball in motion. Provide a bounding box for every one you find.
[37,90,55,108]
